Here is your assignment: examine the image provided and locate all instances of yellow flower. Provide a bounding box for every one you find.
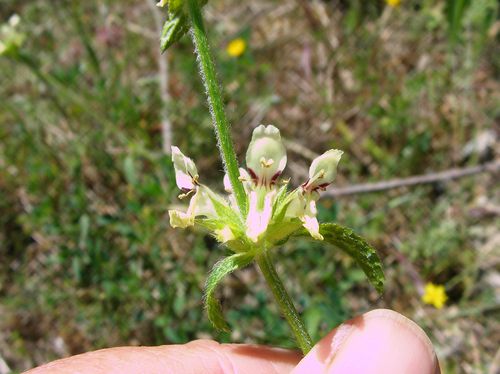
[386,0,401,7]
[226,38,246,58]
[422,283,447,309]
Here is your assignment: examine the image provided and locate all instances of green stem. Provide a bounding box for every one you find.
[256,250,313,354]
[187,0,247,216]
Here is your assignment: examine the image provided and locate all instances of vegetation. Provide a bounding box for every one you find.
[0,0,498,372]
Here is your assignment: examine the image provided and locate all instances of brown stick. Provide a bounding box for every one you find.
[325,160,500,197]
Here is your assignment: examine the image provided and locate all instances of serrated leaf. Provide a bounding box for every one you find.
[204,253,254,331]
[160,14,189,53]
[318,223,384,293]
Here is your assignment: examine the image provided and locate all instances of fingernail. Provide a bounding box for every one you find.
[293,309,440,374]
[325,309,440,374]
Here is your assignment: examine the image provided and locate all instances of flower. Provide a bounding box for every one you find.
[422,282,447,309]
[286,149,343,240]
[168,125,343,249]
[168,146,220,228]
[386,0,401,7]
[226,38,246,58]
[246,125,287,188]
[0,14,25,56]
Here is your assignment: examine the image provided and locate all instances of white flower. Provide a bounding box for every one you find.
[0,14,25,56]
[286,149,343,240]
[303,149,343,192]
[169,147,223,228]
[169,185,216,228]
[245,125,287,188]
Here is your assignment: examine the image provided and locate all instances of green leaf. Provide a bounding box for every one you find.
[204,253,254,331]
[319,223,384,293]
[445,0,471,44]
[160,14,189,53]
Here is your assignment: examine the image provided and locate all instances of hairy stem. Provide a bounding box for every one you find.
[187,0,247,216]
[256,250,313,354]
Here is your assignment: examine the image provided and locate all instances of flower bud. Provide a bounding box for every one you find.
[245,125,287,187]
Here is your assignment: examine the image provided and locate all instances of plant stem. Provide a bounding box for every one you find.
[187,0,247,216]
[256,250,313,354]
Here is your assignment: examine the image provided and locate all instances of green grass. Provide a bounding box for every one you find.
[0,0,498,372]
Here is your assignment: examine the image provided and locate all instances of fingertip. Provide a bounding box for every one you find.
[293,309,440,374]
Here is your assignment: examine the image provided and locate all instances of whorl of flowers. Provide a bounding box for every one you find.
[169,125,342,250]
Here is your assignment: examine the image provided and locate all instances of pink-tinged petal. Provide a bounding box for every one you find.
[302,199,323,240]
[246,189,276,242]
[171,146,199,191]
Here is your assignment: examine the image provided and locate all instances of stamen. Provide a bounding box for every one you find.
[178,189,195,200]
[192,174,200,186]
[260,157,274,168]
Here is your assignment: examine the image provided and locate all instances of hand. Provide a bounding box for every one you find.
[25,309,440,374]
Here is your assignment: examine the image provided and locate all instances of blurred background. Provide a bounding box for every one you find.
[0,0,499,372]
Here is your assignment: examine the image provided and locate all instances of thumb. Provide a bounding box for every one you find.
[293,309,440,374]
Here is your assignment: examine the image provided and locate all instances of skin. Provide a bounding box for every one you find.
[25,309,440,374]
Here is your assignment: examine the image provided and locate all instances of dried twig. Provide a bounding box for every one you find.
[147,0,173,154]
[326,160,500,197]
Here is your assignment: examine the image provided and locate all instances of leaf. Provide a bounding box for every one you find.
[204,253,254,331]
[295,223,384,293]
[445,0,471,44]
[160,14,189,53]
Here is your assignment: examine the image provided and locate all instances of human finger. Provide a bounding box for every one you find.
[293,309,440,374]
[24,339,301,374]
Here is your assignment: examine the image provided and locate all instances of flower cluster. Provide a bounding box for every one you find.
[169,125,342,250]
